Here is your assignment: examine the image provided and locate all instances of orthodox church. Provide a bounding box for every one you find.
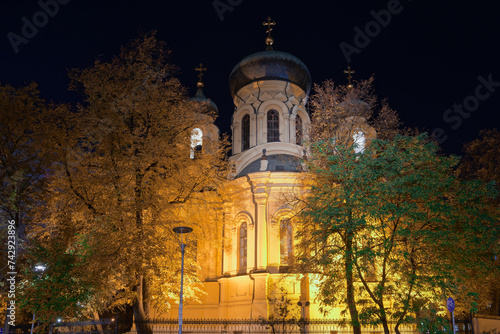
[160,18,349,320]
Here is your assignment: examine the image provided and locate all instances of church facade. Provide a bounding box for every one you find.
[159,20,338,321]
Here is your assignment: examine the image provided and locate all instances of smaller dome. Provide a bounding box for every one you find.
[338,99,370,117]
[190,87,218,114]
[229,50,312,98]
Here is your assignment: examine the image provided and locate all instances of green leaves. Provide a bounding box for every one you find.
[298,130,499,330]
[18,240,96,324]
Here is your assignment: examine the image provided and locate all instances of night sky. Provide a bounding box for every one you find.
[1,0,499,155]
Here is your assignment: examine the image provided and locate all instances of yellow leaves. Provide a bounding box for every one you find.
[5,32,232,318]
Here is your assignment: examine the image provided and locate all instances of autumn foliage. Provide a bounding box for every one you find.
[2,32,230,329]
[296,79,499,334]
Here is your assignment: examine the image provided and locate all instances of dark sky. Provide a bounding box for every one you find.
[1,0,499,155]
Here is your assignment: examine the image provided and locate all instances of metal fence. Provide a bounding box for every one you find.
[11,318,471,334]
[49,319,118,334]
[127,319,473,334]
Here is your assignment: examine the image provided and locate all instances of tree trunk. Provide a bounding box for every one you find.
[395,249,417,334]
[132,165,152,334]
[375,293,390,334]
[3,312,11,334]
[395,322,402,334]
[381,317,390,334]
[143,276,150,316]
[92,310,104,334]
[345,232,361,334]
[133,275,152,334]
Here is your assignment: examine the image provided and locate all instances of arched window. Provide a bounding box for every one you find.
[242,114,250,151]
[353,131,365,154]
[190,128,203,159]
[267,109,279,142]
[239,223,247,270]
[280,219,293,265]
[296,115,303,145]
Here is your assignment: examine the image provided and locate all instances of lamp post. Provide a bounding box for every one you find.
[31,264,46,334]
[173,226,193,334]
[297,301,310,334]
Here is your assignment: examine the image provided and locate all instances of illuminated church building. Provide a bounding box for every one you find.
[161,19,366,320]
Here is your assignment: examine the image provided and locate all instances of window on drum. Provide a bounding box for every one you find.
[267,109,279,142]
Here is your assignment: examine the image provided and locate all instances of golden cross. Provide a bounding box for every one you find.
[344,66,355,88]
[262,17,276,36]
[195,63,207,82]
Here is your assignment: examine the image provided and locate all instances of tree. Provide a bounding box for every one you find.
[458,128,500,185]
[296,80,499,334]
[0,83,58,333]
[295,78,399,334]
[17,240,97,327]
[264,286,301,334]
[26,32,229,331]
[457,128,500,316]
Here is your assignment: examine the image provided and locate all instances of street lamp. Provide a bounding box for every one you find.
[173,226,193,334]
[297,301,310,334]
[31,264,46,334]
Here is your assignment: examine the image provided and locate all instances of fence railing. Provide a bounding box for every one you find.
[10,318,472,334]
[127,318,473,334]
[49,319,118,334]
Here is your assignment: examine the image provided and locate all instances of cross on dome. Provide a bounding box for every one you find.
[195,63,207,88]
[344,66,355,89]
[262,17,276,50]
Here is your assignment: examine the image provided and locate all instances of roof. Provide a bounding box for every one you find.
[235,154,303,178]
[229,50,312,98]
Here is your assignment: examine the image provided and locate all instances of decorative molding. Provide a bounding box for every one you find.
[260,92,273,101]
[270,219,280,229]
[247,94,258,104]
[234,212,255,230]
[253,192,268,205]
[289,95,299,105]
[252,101,262,109]
[274,91,287,101]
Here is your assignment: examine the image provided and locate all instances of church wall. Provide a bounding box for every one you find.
[160,170,308,320]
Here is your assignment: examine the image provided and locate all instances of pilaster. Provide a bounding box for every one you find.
[247,219,256,270]
[257,112,266,145]
[250,113,257,148]
[233,121,241,154]
[254,191,268,271]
